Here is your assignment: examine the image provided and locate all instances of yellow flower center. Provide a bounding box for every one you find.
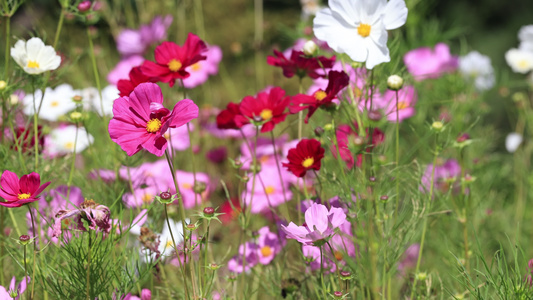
[353,87,362,99]
[357,23,371,37]
[146,119,162,133]
[260,246,272,257]
[397,101,409,110]
[518,60,529,69]
[168,59,183,72]
[27,60,40,69]
[265,186,275,195]
[64,141,75,150]
[142,193,153,203]
[259,109,273,121]
[314,90,327,101]
[50,100,59,107]
[302,157,314,168]
[191,62,201,71]
[259,155,270,163]
[334,250,343,261]
[182,182,193,189]
[165,240,174,250]
[18,193,31,200]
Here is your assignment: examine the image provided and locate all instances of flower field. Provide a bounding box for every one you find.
[1,0,533,299]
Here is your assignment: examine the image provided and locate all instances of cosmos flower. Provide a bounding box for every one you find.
[420,158,461,194]
[0,170,51,208]
[403,43,458,80]
[267,49,335,79]
[242,164,293,214]
[290,70,349,123]
[0,276,30,300]
[52,199,111,238]
[505,48,533,74]
[374,85,418,122]
[458,51,495,91]
[107,55,145,85]
[397,244,420,275]
[518,24,533,52]
[227,242,259,273]
[175,170,211,208]
[108,82,199,156]
[313,0,408,69]
[141,33,208,87]
[256,226,283,265]
[181,45,223,89]
[281,202,346,246]
[11,37,61,74]
[216,102,244,130]
[332,123,385,168]
[235,87,290,133]
[23,84,77,121]
[117,15,173,57]
[45,125,94,157]
[117,66,158,97]
[283,139,325,178]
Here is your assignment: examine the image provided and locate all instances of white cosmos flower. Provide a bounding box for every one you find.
[313,0,408,69]
[158,219,189,257]
[83,85,119,116]
[505,132,523,153]
[505,48,533,74]
[46,125,94,156]
[458,51,495,91]
[23,84,77,121]
[10,37,61,74]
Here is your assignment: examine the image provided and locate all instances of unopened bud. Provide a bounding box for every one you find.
[456,133,470,143]
[314,127,324,137]
[9,94,19,105]
[333,291,344,298]
[368,110,382,121]
[303,40,317,56]
[208,263,221,270]
[70,111,83,122]
[323,123,333,131]
[340,270,351,280]
[353,136,365,146]
[203,207,215,217]
[380,195,388,201]
[0,80,7,90]
[160,192,171,200]
[415,272,427,281]
[19,235,31,245]
[387,75,403,90]
[72,95,83,103]
[250,163,261,174]
[78,0,92,12]
[431,121,444,131]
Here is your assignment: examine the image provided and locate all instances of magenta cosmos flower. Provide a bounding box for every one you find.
[403,43,458,80]
[108,82,199,156]
[0,170,50,208]
[281,202,346,246]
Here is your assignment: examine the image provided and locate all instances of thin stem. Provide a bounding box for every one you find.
[410,135,439,299]
[394,90,400,219]
[53,9,65,49]
[86,27,104,117]
[163,204,190,299]
[28,205,37,300]
[86,231,91,300]
[326,241,343,291]
[186,123,199,206]
[320,246,327,299]
[31,78,39,169]
[202,220,211,297]
[66,126,79,188]
[269,131,289,219]
[4,16,10,79]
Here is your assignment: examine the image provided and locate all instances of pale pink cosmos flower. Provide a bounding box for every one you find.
[302,244,336,272]
[403,43,458,80]
[368,86,417,123]
[397,244,420,275]
[119,159,173,190]
[175,170,211,208]
[108,82,199,156]
[107,55,144,85]
[242,164,293,214]
[116,15,173,57]
[182,45,223,89]
[52,199,111,238]
[420,158,461,194]
[256,226,283,265]
[0,276,30,300]
[164,122,192,152]
[227,242,259,273]
[281,202,346,246]
[122,186,159,208]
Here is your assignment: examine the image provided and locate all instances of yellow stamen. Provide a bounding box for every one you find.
[142,193,153,203]
[260,246,273,257]
[165,240,173,250]
[302,157,314,168]
[397,101,409,110]
[265,186,275,195]
[182,183,193,189]
[357,23,371,37]
[334,250,343,261]
[518,60,529,69]
[50,101,59,107]
[27,60,40,69]
[146,119,162,133]
[191,62,201,71]
[259,155,270,163]
[353,87,362,99]
[18,193,31,200]
[64,142,75,150]
[168,59,182,72]
[259,109,273,121]
[314,90,327,101]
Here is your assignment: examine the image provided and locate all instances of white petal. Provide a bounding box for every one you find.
[25,37,45,61]
[359,0,386,24]
[365,26,390,69]
[329,0,359,25]
[383,0,408,30]
[506,133,523,153]
[10,40,27,68]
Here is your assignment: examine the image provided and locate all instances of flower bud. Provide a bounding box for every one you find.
[333,291,344,299]
[415,272,427,281]
[456,133,470,143]
[70,111,83,122]
[72,95,83,103]
[19,235,31,245]
[78,0,92,12]
[0,80,7,90]
[368,110,382,121]
[323,123,333,131]
[208,263,221,270]
[353,136,365,146]
[387,75,403,90]
[160,192,172,200]
[250,163,261,174]
[303,40,317,56]
[9,94,19,105]
[380,195,388,201]
[340,270,351,280]
[203,207,215,217]
[186,223,197,231]
[431,121,444,132]
[314,126,324,137]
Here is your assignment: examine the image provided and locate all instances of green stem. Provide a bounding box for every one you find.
[4,16,10,79]
[269,131,289,219]
[394,90,400,218]
[31,78,39,169]
[66,126,79,187]
[320,246,327,299]
[410,135,439,299]
[86,27,104,117]
[326,241,343,291]
[53,9,65,49]
[28,205,37,300]
[86,231,91,300]
[201,220,211,297]
[163,204,189,299]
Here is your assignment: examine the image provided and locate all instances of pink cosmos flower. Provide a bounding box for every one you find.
[331,123,385,169]
[117,15,173,57]
[227,242,259,273]
[88,169,117,182]
[0,276,30,300]
[175,170,211,208]
[420,158,461,194]
[119,159,173,190]
[181,45,223,89]
[281,202,346,246]
[108,82,199,156]
[367,86,417,123]
[242,164,293,214]
[52,200,111,238]
[302,244,336,273]
[107,55,144,85]
[163,123,192,152]
[0,170,51,208]
[122,186,158,208]
[403,43,458,81]
[398,244,420,275]
[122,289,151,300]
[256,226,283,265]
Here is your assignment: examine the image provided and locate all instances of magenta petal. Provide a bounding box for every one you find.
[129,83,164,118]
[19,172,41,194]
[140,134,167,156]
[18,276,30,295]
[0,170,20,195]
[32,181,51,198]
[168,99,199,128]
[0,188,17,201]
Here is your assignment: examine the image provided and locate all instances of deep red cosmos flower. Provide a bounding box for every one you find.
[267,50,335,79]
[117,66,158,97]
[108,82,199,156]
[234,87,290,133]
[283,139,325,177]
[216,102,242,130]
[11,125,45,153]
[332,123,384,168]
[141,33,208,87]
[0,170,51,207]
[290,70,349,123]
